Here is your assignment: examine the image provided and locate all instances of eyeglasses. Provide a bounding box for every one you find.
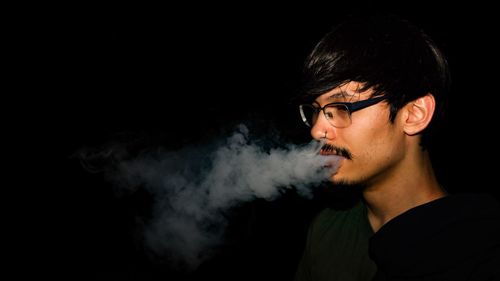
[299,95,386,128]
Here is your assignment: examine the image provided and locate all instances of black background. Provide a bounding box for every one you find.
[26,2,500,280]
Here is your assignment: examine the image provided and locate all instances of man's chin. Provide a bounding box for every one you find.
[329,174,353,186]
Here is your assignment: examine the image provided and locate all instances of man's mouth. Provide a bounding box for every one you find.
[320,147,341,156]
[320,144,351,159]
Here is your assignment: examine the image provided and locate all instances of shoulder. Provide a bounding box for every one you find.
[376,192,500,236]
[369,192,500,279]
[308,201,368,238]
[439,192,500,212]
[372,192,500,251]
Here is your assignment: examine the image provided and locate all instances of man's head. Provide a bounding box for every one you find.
[301,12,450,148]
[299,13,450,186]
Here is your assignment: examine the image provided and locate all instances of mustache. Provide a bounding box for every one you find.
[321,143,352,160]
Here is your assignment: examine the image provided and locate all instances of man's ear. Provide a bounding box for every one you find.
[402,93,435,136]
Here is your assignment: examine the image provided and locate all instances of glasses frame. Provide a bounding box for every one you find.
[299,95,387,128]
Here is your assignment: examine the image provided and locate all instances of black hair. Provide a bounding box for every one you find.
[301,12,451,148]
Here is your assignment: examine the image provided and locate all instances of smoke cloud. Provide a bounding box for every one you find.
[78,124,341,271]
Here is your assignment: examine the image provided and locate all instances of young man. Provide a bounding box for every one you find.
[294,13,500,281]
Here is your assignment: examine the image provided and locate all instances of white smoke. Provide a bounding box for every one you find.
[81,124,341,271]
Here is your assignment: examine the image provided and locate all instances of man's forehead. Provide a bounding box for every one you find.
[318,82,374,101]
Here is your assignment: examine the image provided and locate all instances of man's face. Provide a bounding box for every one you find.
[310,82,406,187]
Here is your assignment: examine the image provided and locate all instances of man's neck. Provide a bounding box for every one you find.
[363,150,447,233]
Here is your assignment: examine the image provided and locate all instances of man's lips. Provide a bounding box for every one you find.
[319,145,351,159]
[320,149,341,156]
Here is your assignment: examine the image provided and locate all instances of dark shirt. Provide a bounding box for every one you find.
[370,193,500,281]
[294,201,377,281]
[295,193,500,281]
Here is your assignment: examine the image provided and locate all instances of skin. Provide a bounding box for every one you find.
[311,81,447,232]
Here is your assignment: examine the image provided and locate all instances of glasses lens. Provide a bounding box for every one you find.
[299,104,318,127]
[299,104,352,128]
[324,104,351,128]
